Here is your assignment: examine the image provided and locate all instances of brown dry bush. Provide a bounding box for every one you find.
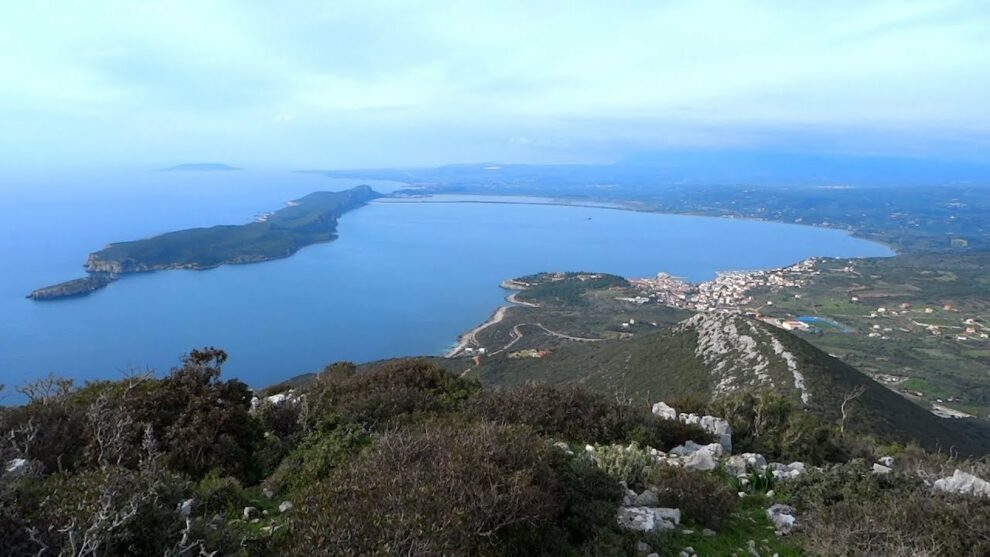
[286,422,565,556]
[643,466,737,528]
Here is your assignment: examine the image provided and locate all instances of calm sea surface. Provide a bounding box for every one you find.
[0,169,892,393]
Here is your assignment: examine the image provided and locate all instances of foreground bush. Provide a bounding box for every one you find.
[782,461,990,556]
[644,466,737,528]
[287,421,625,556]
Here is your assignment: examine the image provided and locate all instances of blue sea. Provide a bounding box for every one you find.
[0,169,892,394]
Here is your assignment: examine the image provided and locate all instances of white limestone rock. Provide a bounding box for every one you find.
[766,504,797,535]
[933,469,990,498]
[652,402,678,420]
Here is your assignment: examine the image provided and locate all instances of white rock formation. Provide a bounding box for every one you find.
[769,462,805,479]
[766,504,797,535]
[933,469,990,498]
[616,507,680,532]
[652,401,678,420]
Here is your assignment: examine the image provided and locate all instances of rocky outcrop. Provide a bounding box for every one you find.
[766,504,797,535]
[933,469,990,498]
[27,272,115,300]
[652,401,733,453]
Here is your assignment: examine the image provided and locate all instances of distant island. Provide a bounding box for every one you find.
[161,163,243,171]
[28,186,381,300]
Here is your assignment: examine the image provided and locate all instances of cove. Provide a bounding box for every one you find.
[0,176,891,392]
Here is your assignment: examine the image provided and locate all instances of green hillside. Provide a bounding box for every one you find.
[465,313,990,456]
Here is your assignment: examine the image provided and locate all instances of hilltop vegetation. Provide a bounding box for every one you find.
[4,351,990,555]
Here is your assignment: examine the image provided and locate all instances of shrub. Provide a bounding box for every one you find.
[286,422,565,556]
[582,443,656,487]
[468,383,710,450]
[195,474,247,516]
[129,348,264,482]
[709,390,845,464]
[301,359,478,432]
[644,466,737,528]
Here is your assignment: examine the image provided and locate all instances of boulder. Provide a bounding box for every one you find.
[670,441,723,458]
[278,501,294,513]
[177,498,194,518]
[872,463,892,475]
[683,449,718,471]
[726,453,767,477]
[634,489,659,507]
[553,441,574,456]
[769,462,805,480]
[878,456,895,468]
[765,504,797,535]
[652,402,678,420]
[933,469,990,498]
[243,507,258,521]
[616,507,680,532]
[700,415,733,453]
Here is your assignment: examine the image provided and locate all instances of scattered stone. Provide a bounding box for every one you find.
[702,528,717,537]
[243,507,258,521]
[684,449,718,471]
[634,489,659,507]
[279,501,294,513]
[878,456,895,467]
[553,441,574,456]
[617,507,681,532]
[585,444,595,453]
[263,488,275,499]
[726,453,769,476]
[769,462,805,479]
[747,539,761,557]
[738,491,748,498]
[652,401,678,420]
[680,529,694,535]
[872,463,892,475]
[933,469,990,498]
[766,490,775,498]
[177,498,194,518]
[635,540,653,554]
[766,504,797,535]
[622,487,638,507]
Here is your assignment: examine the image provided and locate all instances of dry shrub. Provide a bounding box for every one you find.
[287,422,564,556]
[643,466,737,528]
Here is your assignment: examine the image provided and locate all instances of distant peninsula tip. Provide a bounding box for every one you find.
[161,163,242,172]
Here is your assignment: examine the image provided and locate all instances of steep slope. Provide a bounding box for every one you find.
[470,313,990,455]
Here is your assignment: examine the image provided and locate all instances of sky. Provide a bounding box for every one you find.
[1,0,988,170]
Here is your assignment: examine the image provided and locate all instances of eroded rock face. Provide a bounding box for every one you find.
[933,469,990,498]
[766,503,797,535]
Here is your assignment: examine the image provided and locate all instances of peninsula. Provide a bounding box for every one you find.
[28,185,381,300]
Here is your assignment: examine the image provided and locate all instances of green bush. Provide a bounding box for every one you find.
[709,391,845,464]
[468,383,709,450]
[582,443,656,487]
[195,474,247,516]
[301,359,478,432]
[644,466,737,528]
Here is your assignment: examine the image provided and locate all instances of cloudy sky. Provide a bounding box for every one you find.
[1,0,988,169]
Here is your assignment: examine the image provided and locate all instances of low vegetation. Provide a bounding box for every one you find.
[3,352,990,555]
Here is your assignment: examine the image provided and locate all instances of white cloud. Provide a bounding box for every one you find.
[0,0,987,167]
